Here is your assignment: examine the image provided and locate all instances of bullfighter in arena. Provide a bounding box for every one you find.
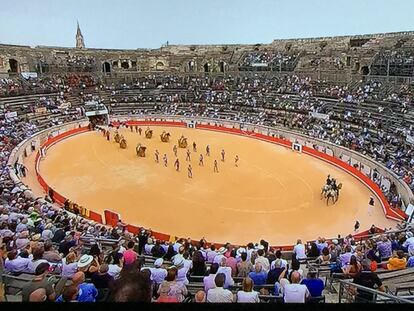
[206,145,210,156]
[163,154,168,167]
[173,145,178,157]
[188,164,193,178]
[106,130,110,141]
[155,150,160,163]
[235,155,239,167]
[138,127,142,135]
[174,158,180,172]
[199,154,204,166]
[214,160,219,173]
[186,149,191,161]
[221,149,225,162]
[193,142,197,152]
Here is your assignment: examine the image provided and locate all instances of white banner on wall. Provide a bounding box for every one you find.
[309,112,330,120]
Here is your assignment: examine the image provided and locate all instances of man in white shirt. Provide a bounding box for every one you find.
[254,248,270,272]
[206,273,234,303]
[217,257,234,289]
[283,271,310,303]
[271,250,288,269]
[293,239,307,260]
[149,258,167,285]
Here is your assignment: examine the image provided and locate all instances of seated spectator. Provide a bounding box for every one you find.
[206,245,218,263]
[42,240,62,263]
[195,290,206,303]
[206,273,234,303]
[307,242,319,258]
[237,252,253,277]
[272,250,288,269]
[217,257,234,288]
[283,271,310,303]
[377,236,392,259]
[21,262,55,302]
[343,255,362,277]
[254,248,270,272]
[149,258,168,285]
[108,271,151,302]
[61,285,80,302]
[266,258,287,284]
[77,254,99,278]
[70,271,98,302]
[27,243,48,274]
[157,266,188,302]
[352,259,384,302]
[144,238,155,255]
[123,240,138,265]
[316,247,331,264]
[29,288,47,302]
[91,264,114,289]
[105,252,123,279]
[174,256,190,285]
[287,257,304,281]
[203,263,219,293]
[4,249,31,273]
[191,250,206,276]
[248,263,267,286]
[61,251,78,278]
[293,239,307,260]
[407,250,414,268]
[300,270,324,297]
[225,249,237,276]
[236,277,259,303]
[339,245,353,268]
[387,250,407,270]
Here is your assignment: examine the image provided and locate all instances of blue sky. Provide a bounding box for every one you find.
[0,0,413,49]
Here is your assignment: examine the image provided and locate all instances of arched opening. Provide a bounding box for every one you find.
[219,61,225,73]
[102,62,111,73]
[361,66,369,76]
[8,59,19,73]
[155,62,165,71]
[188,61,195,72]
[121,61,130,69]
[203,63,210,72]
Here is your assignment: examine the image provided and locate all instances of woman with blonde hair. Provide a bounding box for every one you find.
[236,277,259,303]
[62,250,79,278]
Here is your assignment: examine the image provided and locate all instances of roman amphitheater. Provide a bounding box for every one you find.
[1,28,414,304]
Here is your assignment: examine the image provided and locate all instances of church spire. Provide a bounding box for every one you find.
[76,20,85,49]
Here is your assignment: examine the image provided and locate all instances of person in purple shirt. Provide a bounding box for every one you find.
[339,245,353,268]
[203,263,219,293]
[248,263,268,286]
[377,236,392,259]
[4,249,31,273]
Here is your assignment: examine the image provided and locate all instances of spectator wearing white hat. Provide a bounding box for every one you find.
[149,258,167,285]
[213,247,226,265]
[174,256,190,285]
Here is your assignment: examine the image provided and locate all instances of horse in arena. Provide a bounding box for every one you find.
[178,135,188,148]
[120,137,127,149]
[136,143,146,157]
[160,131,171,142]
[114,132,121,143]
[326,183,342,205]
[145,129,153,139]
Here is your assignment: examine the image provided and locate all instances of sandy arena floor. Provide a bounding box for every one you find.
[23,126,396,245]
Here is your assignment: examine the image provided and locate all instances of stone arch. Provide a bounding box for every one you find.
[188,60,196,72]
[102,61,111,73]
[121,61,130,69]
[8,58,19,73]
[155,61,165,71]
[219,61,225,73]
[203,62,211,72]
[361,66,369,76]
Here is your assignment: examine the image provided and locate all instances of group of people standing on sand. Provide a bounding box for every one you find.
[99,125,240,179]
[156,142,239,178]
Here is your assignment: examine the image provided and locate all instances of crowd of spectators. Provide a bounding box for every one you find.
[1,72,414,303]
